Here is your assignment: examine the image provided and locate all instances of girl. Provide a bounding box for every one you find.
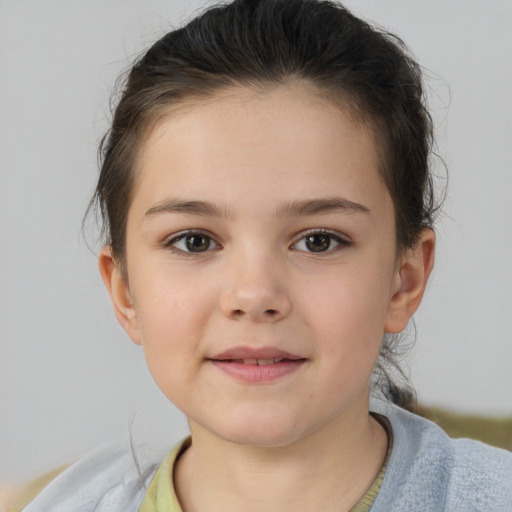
[18,0,512,510]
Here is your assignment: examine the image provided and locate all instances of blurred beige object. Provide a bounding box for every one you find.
[0,465,69,512]
[0,482,20,512]
[416,405,512,451]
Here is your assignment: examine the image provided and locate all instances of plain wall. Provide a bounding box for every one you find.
[1,0,511,482]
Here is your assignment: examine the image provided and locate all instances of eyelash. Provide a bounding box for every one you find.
[290,229,351,254]
[164,230,221,255]
[164,229,351,255]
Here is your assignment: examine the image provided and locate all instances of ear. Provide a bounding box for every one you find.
[98,246,141,345]
[385,229,435,334]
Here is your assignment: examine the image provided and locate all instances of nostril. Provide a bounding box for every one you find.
[265,309,278,316]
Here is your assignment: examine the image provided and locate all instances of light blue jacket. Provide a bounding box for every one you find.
[23,405,512,511]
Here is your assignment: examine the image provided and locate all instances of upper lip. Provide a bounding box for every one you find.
[210,346,304,361]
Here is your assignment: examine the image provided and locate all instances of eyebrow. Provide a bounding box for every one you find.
[145,199,231,218]
[276,196,370,216]
[144,196,370,219]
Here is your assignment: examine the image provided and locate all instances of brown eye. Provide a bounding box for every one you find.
[167,231,220,254]
[292,230,349,253]
[305,234,331,252]
[185,234,211,252]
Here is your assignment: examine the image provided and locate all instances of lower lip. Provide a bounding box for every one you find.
[210,359,306,383]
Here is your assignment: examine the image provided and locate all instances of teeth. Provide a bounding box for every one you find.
[239,358,285,365]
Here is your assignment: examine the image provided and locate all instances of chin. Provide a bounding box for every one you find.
[221,429,302,449]
[207,410,312,448]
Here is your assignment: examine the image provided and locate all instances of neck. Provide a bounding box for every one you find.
[174,401,388,512]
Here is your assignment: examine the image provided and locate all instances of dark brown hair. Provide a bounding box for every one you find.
[90,0,441,410]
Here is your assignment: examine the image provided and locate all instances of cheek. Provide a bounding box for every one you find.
[300,263,393,357]
[134,289,206,405]
[129,269,216,382]
[131,263,211,332]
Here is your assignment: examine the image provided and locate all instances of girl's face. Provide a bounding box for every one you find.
[102,85,422,447]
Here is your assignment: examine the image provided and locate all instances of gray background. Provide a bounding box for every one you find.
[1,0,511,482]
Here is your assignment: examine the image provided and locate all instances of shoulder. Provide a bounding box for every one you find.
[445,437,512,510]
[21,443,159,512]
[371,403,512,512]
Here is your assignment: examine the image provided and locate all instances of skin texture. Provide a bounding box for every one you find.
[100,84,435,511]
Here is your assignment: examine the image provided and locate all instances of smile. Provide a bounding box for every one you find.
[209,347,306,383]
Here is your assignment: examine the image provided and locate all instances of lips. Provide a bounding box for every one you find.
[210,346,303,362]
[209,346,306,383]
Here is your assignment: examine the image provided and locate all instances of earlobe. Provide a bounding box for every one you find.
[385,229,436,334]
[98,246,141,345]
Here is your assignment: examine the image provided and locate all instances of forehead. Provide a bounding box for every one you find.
[131,84,390,219]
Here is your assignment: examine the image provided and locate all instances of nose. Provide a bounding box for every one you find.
[219,253,291,323]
